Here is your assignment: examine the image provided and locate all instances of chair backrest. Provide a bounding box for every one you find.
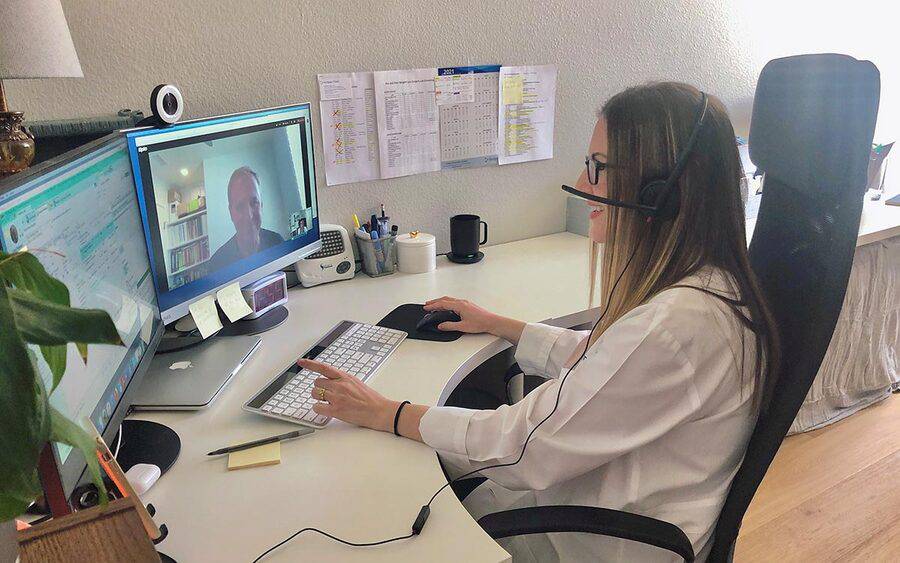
[708,54,880,562]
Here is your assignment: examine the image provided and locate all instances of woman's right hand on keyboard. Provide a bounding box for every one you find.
[423,296,526,344]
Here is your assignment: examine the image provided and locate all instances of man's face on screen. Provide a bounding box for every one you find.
[228,173,263,250]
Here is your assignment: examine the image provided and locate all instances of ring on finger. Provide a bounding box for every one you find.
[317,387,327,401]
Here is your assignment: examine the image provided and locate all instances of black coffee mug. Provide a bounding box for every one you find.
[450,214,488,258]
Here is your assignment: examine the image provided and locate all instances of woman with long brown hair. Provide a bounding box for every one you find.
[299,82,780,561]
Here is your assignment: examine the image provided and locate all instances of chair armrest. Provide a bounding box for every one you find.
[476,505,695,562]
[503,363,524,385]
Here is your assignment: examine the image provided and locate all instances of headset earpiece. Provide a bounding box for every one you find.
[638,179,680,221]
[637,92,708,222]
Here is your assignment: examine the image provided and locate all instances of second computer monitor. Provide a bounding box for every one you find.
[0,134,164,498]
[126,104,320,324]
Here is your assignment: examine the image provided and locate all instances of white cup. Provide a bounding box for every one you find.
[396,232,436,274]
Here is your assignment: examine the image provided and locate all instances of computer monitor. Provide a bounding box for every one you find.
[125,104,321,325]
[0,134,164,499]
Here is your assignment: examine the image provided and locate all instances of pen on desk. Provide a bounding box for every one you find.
[207,429,313,456]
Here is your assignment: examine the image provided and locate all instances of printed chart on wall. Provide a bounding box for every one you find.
[318,72,381,186]
[498,65,557,165]
[436,65,501,170]
[374,68,441,179]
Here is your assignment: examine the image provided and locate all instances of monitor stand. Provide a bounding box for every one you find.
[218,305,289,336]
[157,305,288,354]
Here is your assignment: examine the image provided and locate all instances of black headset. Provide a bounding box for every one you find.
[562,92,709,221]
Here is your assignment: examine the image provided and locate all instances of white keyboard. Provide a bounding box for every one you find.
[243,321,407,428]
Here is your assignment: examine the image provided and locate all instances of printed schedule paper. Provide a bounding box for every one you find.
[318,74,353,101]
[318,72,381,186]
[438,65,501,170]
[374,68,441,179]
[434,72,475,105]
[498,65,557,165]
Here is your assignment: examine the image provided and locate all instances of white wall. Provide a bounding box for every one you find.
[6,0,892,252]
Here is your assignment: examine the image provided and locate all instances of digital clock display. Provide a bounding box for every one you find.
[255,279,285,310]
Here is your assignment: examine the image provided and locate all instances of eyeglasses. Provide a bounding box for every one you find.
[585,153,608,186]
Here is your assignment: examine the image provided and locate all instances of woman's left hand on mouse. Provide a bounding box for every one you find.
[424,296,526,344]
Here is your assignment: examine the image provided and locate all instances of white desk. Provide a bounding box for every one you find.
[132,188,900,559]
[134,233,595,563]
[745,185,900,433]
[745,185,900,247]
[857,188,900,246]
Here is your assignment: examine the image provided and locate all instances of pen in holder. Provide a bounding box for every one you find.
[357,234,397,277]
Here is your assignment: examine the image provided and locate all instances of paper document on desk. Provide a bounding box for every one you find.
[438,65,500,170]
[318,72,381,186]
[498,65,557,165]
[374,68,441,179]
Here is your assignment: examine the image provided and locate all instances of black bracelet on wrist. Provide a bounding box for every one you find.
[393,401,411,437]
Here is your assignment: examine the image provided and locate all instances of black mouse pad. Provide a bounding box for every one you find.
[377,303,462,342]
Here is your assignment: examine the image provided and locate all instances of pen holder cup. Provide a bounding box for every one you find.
[357,235,398,277]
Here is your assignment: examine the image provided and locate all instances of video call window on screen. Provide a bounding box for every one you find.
[146,126,314,290]
[131,109,319,300]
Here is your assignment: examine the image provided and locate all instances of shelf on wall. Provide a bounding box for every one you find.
[168,234,209,252]
[169,257,209,277]
[167,207,207,226]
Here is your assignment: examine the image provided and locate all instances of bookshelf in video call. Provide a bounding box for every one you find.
[165,188,210,288]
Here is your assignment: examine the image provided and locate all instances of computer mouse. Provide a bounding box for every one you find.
[124,463,161,496]
[416,310,462,333]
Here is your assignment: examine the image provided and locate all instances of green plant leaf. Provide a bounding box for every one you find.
[0,470,41,522]
[9,288,123,348]
[0,251,69,307]
[0,282,50,521]
[48,406,108,507]
[76,342,89,363]
[8,288,123,389]
[0,250,81,384]
[39,344,67,386]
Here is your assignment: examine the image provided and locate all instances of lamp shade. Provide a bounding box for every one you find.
[0,0,83,79]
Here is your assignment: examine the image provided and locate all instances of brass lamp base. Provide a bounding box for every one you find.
[0,111,36,176]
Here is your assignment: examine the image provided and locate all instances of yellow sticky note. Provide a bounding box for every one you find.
[502,75,524,105]
[188,295,222,339]
[227,442,281,470]
[216,282,253,323]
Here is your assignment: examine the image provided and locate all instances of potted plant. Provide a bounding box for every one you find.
[0,248,123,557]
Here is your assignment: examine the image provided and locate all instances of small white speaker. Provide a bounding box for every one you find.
[295,224,355,288]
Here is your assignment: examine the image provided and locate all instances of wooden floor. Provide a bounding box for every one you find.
[736,393,900,562]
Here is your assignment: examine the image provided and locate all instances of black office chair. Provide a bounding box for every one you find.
[476,54,880,562]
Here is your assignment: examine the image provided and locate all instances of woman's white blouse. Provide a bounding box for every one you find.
[418,271,759,562]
